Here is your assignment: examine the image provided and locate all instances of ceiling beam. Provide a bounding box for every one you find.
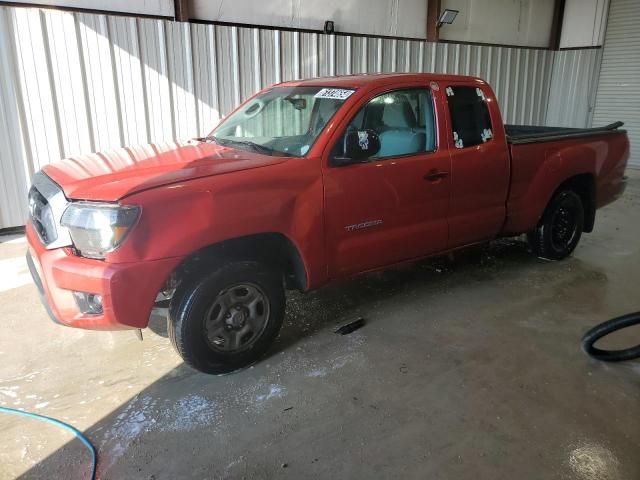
[549,0,566,49]
[426,0,441,42]
[174,0,189,22]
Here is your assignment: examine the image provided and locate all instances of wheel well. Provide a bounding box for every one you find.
[555,174,596,232]
[166,233,308,293]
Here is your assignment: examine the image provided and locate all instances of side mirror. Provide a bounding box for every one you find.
[332,129,381,166]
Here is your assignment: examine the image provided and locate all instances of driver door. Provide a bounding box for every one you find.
[322,85,451,278]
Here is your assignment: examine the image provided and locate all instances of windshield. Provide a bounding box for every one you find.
[209,86,355,157]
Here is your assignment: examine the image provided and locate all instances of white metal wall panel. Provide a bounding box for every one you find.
[191,23,221,135]
[0,5,581,228]
[439,0,555,48]
[0,8,30,229]
[10,8,62,170]
[545,48,603,128]
[167,21,200,140]
[138,18,175,142]
[190,0,428,39]
[592,0,640,167]
[76,13,122,151]
[7,0,175,17]
[110,16,150,146]
[560,0,609,48]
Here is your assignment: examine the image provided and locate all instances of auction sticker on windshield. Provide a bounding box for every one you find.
[314,88,355,100]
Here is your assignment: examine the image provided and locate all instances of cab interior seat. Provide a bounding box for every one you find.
[364,94,426,157]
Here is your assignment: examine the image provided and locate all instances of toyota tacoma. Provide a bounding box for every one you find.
[26,73,629,374]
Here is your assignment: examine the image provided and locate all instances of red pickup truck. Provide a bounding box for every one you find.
[26,73,629,374]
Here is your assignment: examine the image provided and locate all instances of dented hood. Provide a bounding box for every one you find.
[43,141,290,202]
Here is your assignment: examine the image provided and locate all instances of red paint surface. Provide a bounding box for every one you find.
[30,73,629,330]
[26,224,182,329]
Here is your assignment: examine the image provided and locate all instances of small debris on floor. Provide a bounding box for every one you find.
[334,318,365,335]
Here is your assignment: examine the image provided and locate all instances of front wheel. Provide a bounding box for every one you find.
[168,261,285,374]
[527,189,584,260]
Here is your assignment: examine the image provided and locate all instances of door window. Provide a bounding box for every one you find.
[445,86,493,149]
[334,88,436,159]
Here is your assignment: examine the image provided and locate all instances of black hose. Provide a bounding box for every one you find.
[582,312,640,362]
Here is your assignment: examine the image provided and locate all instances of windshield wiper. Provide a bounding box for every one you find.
[196,135,295,157]
[219,139,276,155]
[202,136,271,154]
[198,135,296,157]
[196,135,220,144]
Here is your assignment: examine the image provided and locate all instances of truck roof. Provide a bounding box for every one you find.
[278,72,487,89]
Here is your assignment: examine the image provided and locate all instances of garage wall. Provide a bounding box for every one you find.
[5,0,175,17]
[439,0,556,48]
[559,0,609,48]
[0,5,588,229]
[191,0,427,39]
[0,10,30,231]
[545,48,603,128]
[592,0,640,167]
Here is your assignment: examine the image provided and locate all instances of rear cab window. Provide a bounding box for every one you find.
[445,86,493,149]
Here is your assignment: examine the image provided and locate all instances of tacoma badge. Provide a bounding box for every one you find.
[344,219,383,232]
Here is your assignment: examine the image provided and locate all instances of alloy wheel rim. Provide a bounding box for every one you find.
[550,198,579,251]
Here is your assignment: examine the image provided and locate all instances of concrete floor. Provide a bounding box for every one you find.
[1,172,640,480]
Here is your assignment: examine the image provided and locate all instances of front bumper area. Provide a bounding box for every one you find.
[26,222,183,330]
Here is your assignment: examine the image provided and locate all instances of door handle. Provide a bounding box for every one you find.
[424,170,449,181]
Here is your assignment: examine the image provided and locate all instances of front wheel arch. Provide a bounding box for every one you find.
[162,232,308,298]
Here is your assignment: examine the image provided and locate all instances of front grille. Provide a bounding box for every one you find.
[28,172,71,248]
[28,185,57,245]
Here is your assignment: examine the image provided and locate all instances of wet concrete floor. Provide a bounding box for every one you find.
[1,172,639,479]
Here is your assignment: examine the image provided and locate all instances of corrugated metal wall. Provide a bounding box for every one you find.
[545,48,603,128]
[592,0,640,167]
[0,5,586,228]
[0,7,30,230]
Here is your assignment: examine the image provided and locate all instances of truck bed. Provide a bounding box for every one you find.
[506,121,625,144]
[503,120,629,236]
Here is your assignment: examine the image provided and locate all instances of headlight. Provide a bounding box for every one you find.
[61,202,140,259]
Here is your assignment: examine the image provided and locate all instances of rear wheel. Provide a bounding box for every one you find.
[168,261,285,374]
[527,189,584,260]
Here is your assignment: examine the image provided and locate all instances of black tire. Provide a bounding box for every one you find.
[527,189,584,260]
[582,312,640,362]
[168,261,285,374]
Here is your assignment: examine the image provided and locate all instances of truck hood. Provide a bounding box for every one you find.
[43,141,290,201]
